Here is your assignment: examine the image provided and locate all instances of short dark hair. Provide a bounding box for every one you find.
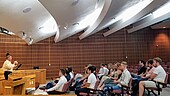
[88,66,96,73]
[147,59,153,65]
[67,66,72,72]
[60,69,66,75]
[101,63,105,66]
[6,53,11,59]
[140,60,145,65]
[65,69,69,74]
[153,57,162,64]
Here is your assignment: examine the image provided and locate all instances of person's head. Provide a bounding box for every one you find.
[107,63,113,69]
[100,63,105,68]
[84,64,92,71]
[139,60,145,66]
[6,53,12,61]
[67,66,72,73]
[113,62,120,70]
[59,69,66,77]
[147,59,154,67]
[87,66,96,74]
[153,57,162,67]
[65,69,69,75]
[118,61,128,71]
[105,64,108,68]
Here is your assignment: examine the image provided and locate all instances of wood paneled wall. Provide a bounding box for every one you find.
[0,28,170,78]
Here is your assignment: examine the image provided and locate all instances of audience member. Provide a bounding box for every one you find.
[42,69,67,94]
[98,63,109,79]
[138,57,166,96]
[132,59,155,96]
[100,61,131,96]
[75,66,97,96]
[97,62,122,89]
[66,66,74,79]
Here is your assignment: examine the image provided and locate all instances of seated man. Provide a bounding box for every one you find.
[65,68,71,81]
[133,59,155,80]
[131,60,147,78]
[75,66,97,96]
[72,64,92,89]
[98,64,109,79]
[101,61,131,96]
[132,59,155,96]
[66,66,74,79]
[139,57,166,96]
[44,69,67,94]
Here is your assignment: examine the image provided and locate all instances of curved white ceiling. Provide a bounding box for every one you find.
[39,0,102,42]
[0,0,59,45]
[0,0,169,44]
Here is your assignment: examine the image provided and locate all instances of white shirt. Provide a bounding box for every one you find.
[153,65,166,82]
[47,75,67,92]
[2,60,15,71]
[99,67,109,75]
[99,68,104,74]
[118,68,131,86]
[69,72,74,79]
[87,73,97,89]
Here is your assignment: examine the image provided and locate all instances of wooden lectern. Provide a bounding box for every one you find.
[2,76,28,95]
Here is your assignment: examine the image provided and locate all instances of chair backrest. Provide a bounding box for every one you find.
[128,78,133,88]
[93,80,100,90]
[61,81,70,92]
[163,73,168,88]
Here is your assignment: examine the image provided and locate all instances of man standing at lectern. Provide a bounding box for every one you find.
[2,53,18,72]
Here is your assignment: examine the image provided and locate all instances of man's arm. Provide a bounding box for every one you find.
[47,78,63,92]
[149,73,157,80]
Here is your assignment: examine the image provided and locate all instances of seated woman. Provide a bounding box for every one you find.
[97,62,122,89]
[100,61,131,96]
[98,63,122,90]
[45,69,67,94]
[75,66,97,96]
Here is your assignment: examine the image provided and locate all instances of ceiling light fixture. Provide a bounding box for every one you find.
[39,17,58,34]
[163,27,166,28]
[73,23,79,26]
[29,38,33,44]
[23,7,32,13]
[22,32,27,40]
[72,0,79,6]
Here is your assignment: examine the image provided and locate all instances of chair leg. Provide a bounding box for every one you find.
[158,90,160,96]
[151,90,157,96]
[147,89,150,96]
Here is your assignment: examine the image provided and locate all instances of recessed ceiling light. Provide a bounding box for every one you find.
[39,26,44,30]
[163,27,166,28]
[64,26,67,30]
[73,23,79,26]
[72,0,79,6]
[23,7,32,13]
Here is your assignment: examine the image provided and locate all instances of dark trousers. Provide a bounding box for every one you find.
[75,88,89,96]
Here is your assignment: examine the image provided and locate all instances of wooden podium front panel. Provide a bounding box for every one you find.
[0,69,46,84]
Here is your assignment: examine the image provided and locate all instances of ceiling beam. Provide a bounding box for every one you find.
[128,12,170,33]
[103,0,168,37]
[79,0,112,40]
